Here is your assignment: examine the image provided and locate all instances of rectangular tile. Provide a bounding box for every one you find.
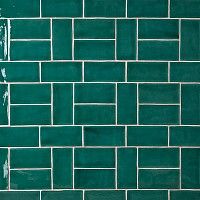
[0,20,8,61]
[0,192,40,200]
[170,191,200,200]
[0,149,8,190]
[85,191,125,200]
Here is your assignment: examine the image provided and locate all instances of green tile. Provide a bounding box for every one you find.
[170,126,200,146]
[42,191,82,200]
[74,40,115,60]
[10,148,51,168]
[11,19,50,39]
[75,83,115,103]
[10,170,51,189]
[127,126,168,146]
[75,19,115,39]
[42,0,82,17]
[127,62,168,82]
[84,62,125,82]
[10,84,51,104]
[139,148,179,167]
[128,0,168,17]
[53,148,72,188]
[0,149,8,190]
[0,127,39,147]
[117,20,136,60]
[0,20,8,61]
[139,105,179,125]
[74,169,115,189]
[75,105,115,125]
[10,41,50,61]
[0,84,8,125]
[0,192,40,200]
[139,84,179,103]
[74,148,115,168]
[170,191,200,200]
[84,126,125,146]
[139,41,179,61]
[139,169,179,189]
[117,148,137,188]
[85,0,125,17]
[41,62,82,82]
[138,19,179,39]
[10,105,51,125]
[85,191,125,200]
[41,126,82,146]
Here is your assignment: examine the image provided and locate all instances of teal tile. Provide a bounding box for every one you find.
[74,169,115,189]
[139,169,179,189]
[84,126,125,146]
[139,105,179,125]
[0,192,40,200]
[85,191,125,200]
[41,126,82,146]
[0,84,8,125]
[74,148,115,168]
[85,0,125,17]
[0,149,8,190]
[42,0,82,17]
[74,40,115,60]
[75,105,115,125]
[11,19,50,39]
[10,41,51,61]
[127,62,168,82]
[0,127,39,147]
[75,83,115,103]
[10,105,51,125]
[0,20,8,61]
[139,41,179,61]
[139,84,179,103]
[42,191,82,200]
[84,62,125,82]
[10,170,51,189]
[75,19,115,39]
[138,19,179,39]
[127,126,168,146]
[128,0,168,17]
[10,84,51,104]
[171,191,200,200]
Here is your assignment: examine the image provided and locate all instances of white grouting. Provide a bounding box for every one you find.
[10,168,51,170]
[114,19,117,60]
[179,84,182,125]
[138,39,179,41]
[39,126,41,147]
[82,0,85,18]
[125,126,127,147]
[136,18,138,61]
[115,147,117,189]
[168,0,170,18]
[81,126,84,146]
[7,19,10,61]
[136,83,139,125]
[82,61,84,82]
[73,167,116,170]
[179,19,181,61]
[168,62,170,82]
[179,148,182,189]
[139,103,180,106]
[8,147,10,191]
[50,18,53,61]
[74,103,115,105]
[10,39,51,41]
[39,62,42,82]
[72,147,75,189]
[72,19,74,61]
[72,83,75,125]
[51,83,53,125]
[138,167,180,170]
[136,147,139,189]
[115,83,118,125]
[50,148,53,190]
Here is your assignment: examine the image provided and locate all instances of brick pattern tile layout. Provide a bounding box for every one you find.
[0,0,200,200]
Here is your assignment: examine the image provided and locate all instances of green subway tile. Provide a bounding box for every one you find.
[75,105,115,125]
[127,62,168,82]
[10,41,50,61]
[170,62,200,82]
[85,191,125,200]
[128,0,168,17]
[127,190,168,200]
[53,148,73,188]
[0,127,39,147]
[41,126,82,146]
[138,19,179,39]
[170,126,200,146]
[127,126,168,146]
[171,191,200,200]
[41,62,82,82]
[0,192,40,200]
[117,148,137,188]
[74,169,115,189]
[139,169,179,189]
[42,0,82,17]
[0,84,8,125]
[75,83,115,103]
[117,20,136,60]
[10,148,51,168]
[139,105,179,125]
[85,0,125,17]
[84,126,125,146]
[84,62,125,82]
[10,84,51,104]
[139,84,179,103]
[10,105,51,125]
[75,19,115,39]
[181,84,200,125]
[10,170,51,189]
[52,19,72,60]
[75,40,115,60]
[74,148,115,168]
[0,20,8,61]
[42,191,82,200]
[139,41,179,61]
[11,19,50,39]
[139,148,179,168]
[53,84,73,125]
[0,62,39,82]
[0,149,8,190]
[117,84,137,124]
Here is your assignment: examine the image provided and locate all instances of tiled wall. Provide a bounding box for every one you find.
[0,0,200,199]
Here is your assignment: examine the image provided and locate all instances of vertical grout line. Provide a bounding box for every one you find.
[82,126,84,146]
[39,62,42,83]
[72,147,75,189]
[83,189,85,200]
[7,19,10,61]
[168,190,170,200]
[72,83,75,125]
[40,0,42,18]
[115,19,117,60]
[168,0,170,18]
[136,83,139,125]
[72,19,74,60]
[179,148,181,189]
[125,62,127,82]
[115,147,117,189]
[115,83,118,125]
[179,19,181,61]
[168,126,170,147]
[40,191,42,200]
[51,148,53,190]
[39,126,41,147]
[136,18,138,61]
[83,0,85,18]
[8,147,10,190]
[82,61,84,82]
[168,62,170,82]
[51,83,53,125]
[8,83,10,126]
[125,190,128,200]
[136,147,139,189]
[50,18,53,61]
[125,0,128,18]
[125,126,127,146]
[179,84,181,125]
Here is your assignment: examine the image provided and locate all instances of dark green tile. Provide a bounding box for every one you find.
[0,149,8,190]
[0,20,8,61]
[85,191,125,200]
[171,191,200,200]
[0,192,40,200]
[0,84,8,125]
[42,191,82,200]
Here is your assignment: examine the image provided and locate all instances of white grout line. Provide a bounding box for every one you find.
[168,190,170,200]
[72,147,75,189]
[139,103,180,106]
[40,190,42,200]
[39,126,41,147]
[10,103,51,106]
[82,61,84,82]
[179,148,182,189]
[125,0,128,18]
[179,84,182,125]
[138,39,179,41]
[115,83,118,125]
[136,84,139,125]
[179,19,181,61]
[72,19,75,60]
[10,168,51,170]
[74,167,115,170]
[74,38,115,41]
[82,126,84,146]
[168,0,170,18]
[74,103,115,105]
[136,147,139,189]
[8,147,10,190]
[136,18,138,61]
[40,0,42,18]
[115,147,117,189]
[39,62,42,82]
[83,0,85,18]
[72,83,75,125]
[10,39,51,41]
[168,62,170,82]
[138,167,180,170]
[7,19,10,61]
[8,84,10,126]
[168,126,170,147]
[125,62,127,82]
[125,126,127,146]
[83,190,85,200]
[51,148,53,190]
[50,18,53,61]
[115,19,117,60]
[51,83,53,125]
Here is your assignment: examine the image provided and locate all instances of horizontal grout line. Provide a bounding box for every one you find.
[139,103,180,106]
[10,168,51,170]
[74,103,115,105]
[138,39,179,41]
[10,104,51,106]
[10,39,51,41]
[74,168,115,170]
[139,167,180,170]
[74,39,115,41]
